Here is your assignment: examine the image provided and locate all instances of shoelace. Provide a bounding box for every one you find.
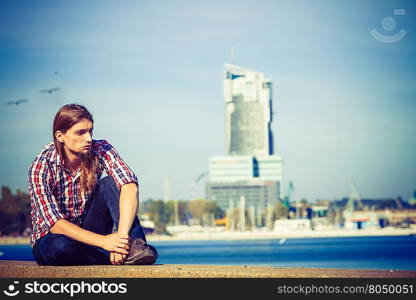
[133,239,148,250]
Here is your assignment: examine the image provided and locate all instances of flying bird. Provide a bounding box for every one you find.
[5,99,28,106]
[39,87,61,94]
[53,71,64,78]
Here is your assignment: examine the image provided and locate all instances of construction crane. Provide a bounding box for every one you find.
[283,181,294,208]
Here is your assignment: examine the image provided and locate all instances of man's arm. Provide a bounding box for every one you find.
[117,182,139,236]
[95,140,140,264]
[50,219,103,247]
[50,220,130,255]
[96,140,140,238]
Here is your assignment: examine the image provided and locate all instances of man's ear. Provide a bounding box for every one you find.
[55,130,64,143]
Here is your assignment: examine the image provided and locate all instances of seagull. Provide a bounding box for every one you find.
[39,87,61,94]
[5,99,28,106]
[53,71,64,78]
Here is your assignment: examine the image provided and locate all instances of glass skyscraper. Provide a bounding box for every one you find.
[206,64,284,219]
[224,64,273,156]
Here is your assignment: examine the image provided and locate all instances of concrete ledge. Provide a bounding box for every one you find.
[1,261,416,278]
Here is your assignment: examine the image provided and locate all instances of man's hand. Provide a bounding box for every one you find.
[101,232,130,254]
[110,251,128,265]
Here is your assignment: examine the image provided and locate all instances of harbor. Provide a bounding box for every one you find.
[2,234,416,271]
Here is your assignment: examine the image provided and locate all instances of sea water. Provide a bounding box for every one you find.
[1,235,416,270]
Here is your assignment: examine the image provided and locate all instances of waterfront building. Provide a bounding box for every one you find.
[206,180,280,216]
[206,64,284,218]
[224,64,273,156]
[208,155,283,211]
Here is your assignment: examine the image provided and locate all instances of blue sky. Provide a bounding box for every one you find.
[0,0,415,202]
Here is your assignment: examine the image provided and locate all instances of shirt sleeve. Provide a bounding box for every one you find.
[96,140,138,190]
[28,158,66,230]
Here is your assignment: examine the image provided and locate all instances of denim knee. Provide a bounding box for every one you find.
[99,176,118,191]
[34,234,79,266]
[97,176,120,209]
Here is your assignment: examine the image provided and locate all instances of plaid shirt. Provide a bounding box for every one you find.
[28,139,138,247]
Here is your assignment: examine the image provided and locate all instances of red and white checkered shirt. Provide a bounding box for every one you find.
[28,139,138,247]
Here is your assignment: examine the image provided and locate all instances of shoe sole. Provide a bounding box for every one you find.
[125,249,157,265]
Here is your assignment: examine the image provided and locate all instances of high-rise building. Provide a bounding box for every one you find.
[207,155,283,212]
[206,181,280,216]
[224,64,273,156]
[209,156,283,183]
[206,64,284,219]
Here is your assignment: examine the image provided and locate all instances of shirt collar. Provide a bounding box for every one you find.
[55,151,64,167]
[47,143,68,171]
[46,142,63,166]
[52,144,82,179]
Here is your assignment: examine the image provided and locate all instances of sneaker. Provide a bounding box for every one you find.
[124,238,158,265]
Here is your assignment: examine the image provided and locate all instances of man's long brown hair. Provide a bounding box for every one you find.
[53,104,98,193]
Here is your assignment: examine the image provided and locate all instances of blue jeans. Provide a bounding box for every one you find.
[32,176,147,265]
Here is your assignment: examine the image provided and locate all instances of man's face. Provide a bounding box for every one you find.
[57,118,93,156]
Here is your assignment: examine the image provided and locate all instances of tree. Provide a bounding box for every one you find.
[274,201,288,220]
[188,199,224,225]
[143,199,171,234]
[0,186,31,236]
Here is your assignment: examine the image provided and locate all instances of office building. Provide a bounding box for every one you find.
[224,64,273,156]
[206,64,284,216]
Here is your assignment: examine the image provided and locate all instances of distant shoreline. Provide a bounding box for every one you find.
[1,227,415,245]
[146,227,416,242]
